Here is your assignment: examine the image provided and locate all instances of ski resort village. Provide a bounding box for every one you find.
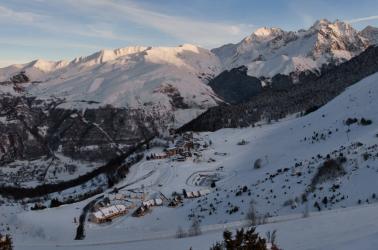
[2,1,378,248]
[85,132,214,222]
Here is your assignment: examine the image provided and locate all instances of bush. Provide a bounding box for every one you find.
[246,204,257,226]
[304,106,319,115]
[310,158,346,188]
[345,118,358,126]
[362,153,370,161]
[0,234,13,250]
[360,118,372,126]
[254,159,262,169]
[176,226,187,238]
[188,217,202,236]
[50,198,63,208]
[210,227,268,250]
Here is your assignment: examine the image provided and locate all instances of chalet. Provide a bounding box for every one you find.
[182,132,193,141]
[174,155,186,162]
[199,189,211,196]
[108,193,125,201]
[132,205,149,217]
[166,147,181,156]
[142,198,163,208]
[183,141,194,151]
[90,204,128,223]
[180,151,192,157]
[168,194,183,207]
[153,153,168,159]
[133,198,163,217]
[183,189,211,199]
[175,139,185,148]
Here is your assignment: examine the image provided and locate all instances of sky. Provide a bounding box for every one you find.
[1,0,378,67]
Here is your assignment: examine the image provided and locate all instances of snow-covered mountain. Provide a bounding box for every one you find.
[3,61,378,250]
[212,19,377,78]
[0,44,222,126]
[2,20,378,121]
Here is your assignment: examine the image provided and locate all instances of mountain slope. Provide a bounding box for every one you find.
[179,45,378,132]
[0,44,222,126]
[208,66,263,104]
[212,19,374,78]
[5,65,378,250]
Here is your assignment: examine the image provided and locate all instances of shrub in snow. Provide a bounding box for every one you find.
[210,227,270,250]
[345,117,358,125]
[360,118,372,126]
[237,139,249,145]
[254,158,262,169]
[188,217,202,236]
[176,226,187,238]
[310,158,347,189]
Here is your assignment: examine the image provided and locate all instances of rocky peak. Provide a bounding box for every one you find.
[249,27,285,41]
[212,19,370,77]
[359,25,378,45]
[311,19,367,59]
[70,46,148,66]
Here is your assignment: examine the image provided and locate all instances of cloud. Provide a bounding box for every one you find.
[0,4,139,42]
[0,37,101,50]
[0,5,43,23]
[347,15,378,24]
[65,0,254,47]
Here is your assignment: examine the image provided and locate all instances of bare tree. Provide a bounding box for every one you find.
[246,203,257,226]
[254,158,262,169]
[302,202,310,218]
[266,230,277,245]
[188,217,202,236]
[176,226,187,238]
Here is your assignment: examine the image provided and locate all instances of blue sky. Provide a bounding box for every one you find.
[1,0,378,67]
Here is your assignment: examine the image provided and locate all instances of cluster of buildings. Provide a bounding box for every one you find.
[148,132,196,161]
[107,191,145,201]
[90,188,212,222]
[89,204,128,223]
[88,133,215,223]
[133,198,163,217]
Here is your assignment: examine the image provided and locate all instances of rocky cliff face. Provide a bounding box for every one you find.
[0,94,157,186]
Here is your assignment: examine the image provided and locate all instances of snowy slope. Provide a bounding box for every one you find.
[3,61,378,250]
[14,203,378,250]
[213,19,374,78]
[0,44,222,126]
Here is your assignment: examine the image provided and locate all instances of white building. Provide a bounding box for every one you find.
[90,204,128,223]
[142,198,163,207]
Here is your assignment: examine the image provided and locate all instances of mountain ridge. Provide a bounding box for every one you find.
[212,19,378,78]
